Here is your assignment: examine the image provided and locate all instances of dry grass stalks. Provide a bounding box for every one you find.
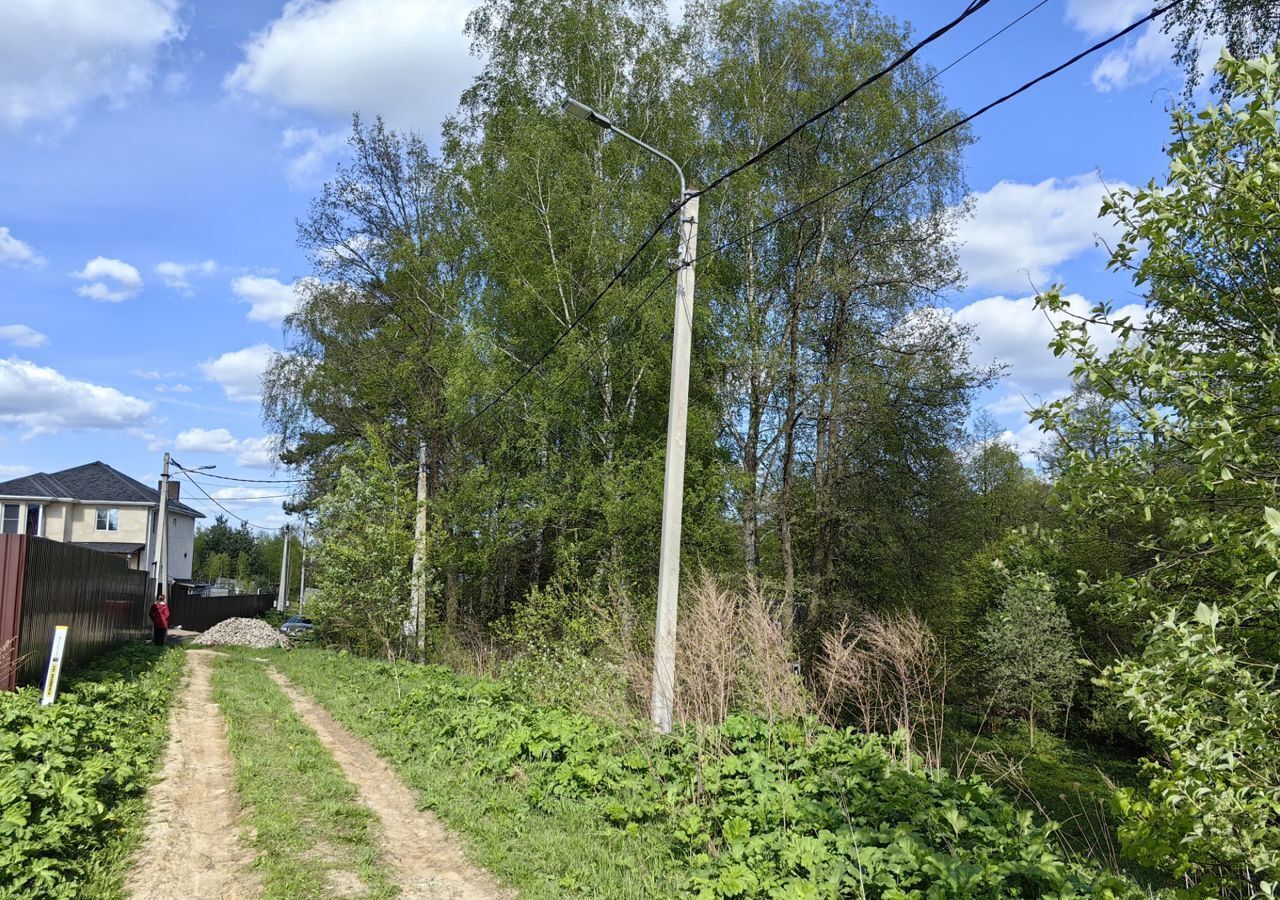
[433,624,504,678]
[814,610,948,768]
[618,570,806,729]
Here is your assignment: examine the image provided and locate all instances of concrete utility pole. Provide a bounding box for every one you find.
[561,97,699,733]
[276,524,291,612]
[298,521,308,614]
[410,440,428,654]
[156,452,170,594]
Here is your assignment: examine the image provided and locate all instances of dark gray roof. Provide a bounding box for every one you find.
[0,461,204,518]
[80,542,147,554]
[0,472,68,499]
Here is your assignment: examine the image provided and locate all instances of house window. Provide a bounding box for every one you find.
[1,504,18,534]
[25,504,40,537]
[96,508,120,532]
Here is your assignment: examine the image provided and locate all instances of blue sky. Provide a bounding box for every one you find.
[0,0,1211,528]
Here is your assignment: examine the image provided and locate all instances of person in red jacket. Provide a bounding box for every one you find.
[149,593,170,647]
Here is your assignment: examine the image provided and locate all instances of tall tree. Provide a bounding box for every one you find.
[1034,51,1280,893]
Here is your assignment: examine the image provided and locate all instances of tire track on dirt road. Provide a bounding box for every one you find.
[264,666,514,900]
[126,649,261,900]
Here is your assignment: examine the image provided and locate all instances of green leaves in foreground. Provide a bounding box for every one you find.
[275,649,1134,899]
[0,644,182,900]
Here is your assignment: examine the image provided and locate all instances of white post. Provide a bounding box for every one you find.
[276,524,291,612]
[410,440,428,653]
[156,452,170,595]
[298,522,308,614]
[650,191,699,734]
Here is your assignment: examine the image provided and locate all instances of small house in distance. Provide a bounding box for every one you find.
[0,461,204,580]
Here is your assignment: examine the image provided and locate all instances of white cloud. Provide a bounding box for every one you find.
[1000,420,1049,465]
[210,486,288,503]
[0,357,153,434]
[232,275,305,324]
[1064,0,1150,36]
[174,428,278,469]
[953,175,1128,293]
[0,325,48,348]
[199,344,275,402]
[281,127,347,186]
[234,436,277,468]
[154,382,193,394]
[0,0,185,130]
[175,426,240,454]
[156,259,217,293]
[0,227,45,266]
[73,256,144,302]
[0,464,33,478]
[951,293,1147,399]
[224,0,480,131]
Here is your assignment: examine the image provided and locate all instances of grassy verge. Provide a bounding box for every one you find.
[267,647,1138,900]
[209,653,398,900]
[260,647,680,899]
[0,642,183,900]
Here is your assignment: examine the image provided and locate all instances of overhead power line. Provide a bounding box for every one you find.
[695,0,1186,268]
[447,1,1001,441]
[454,0,1176,448]
[446,205,681,439]
[173,462,280,531]
[693,0,995,198]
[183,470,309,485]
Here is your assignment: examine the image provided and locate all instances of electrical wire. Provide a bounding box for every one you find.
[181,470,309,484]
[692,0,1185,270]
[445,204,681,439]
[449,0,1054,443]
[692,0,995,198]
[173,462,282,531]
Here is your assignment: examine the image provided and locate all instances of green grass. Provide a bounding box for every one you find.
[942,715,1162,885]
[0,643,183,900]
[209,653,398,900]
[264,647,683,900]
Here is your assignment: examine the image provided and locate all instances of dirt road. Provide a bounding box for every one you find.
[266,667,514,900]
[126,649,261,900]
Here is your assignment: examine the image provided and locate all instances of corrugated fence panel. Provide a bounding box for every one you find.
[16,537,150,686]
[0,535,27,691]
[167,591,274,633]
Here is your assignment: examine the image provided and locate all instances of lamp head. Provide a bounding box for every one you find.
[560,97,612,130]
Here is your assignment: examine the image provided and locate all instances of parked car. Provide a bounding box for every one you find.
[280,615,314,638]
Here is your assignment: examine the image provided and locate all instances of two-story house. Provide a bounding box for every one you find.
[0,461,204,581]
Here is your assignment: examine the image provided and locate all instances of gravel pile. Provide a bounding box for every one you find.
[193,617,289,649]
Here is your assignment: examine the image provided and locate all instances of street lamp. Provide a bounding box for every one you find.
[562,96,700,733]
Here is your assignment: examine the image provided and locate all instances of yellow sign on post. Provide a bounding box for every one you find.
[41,625,69,707]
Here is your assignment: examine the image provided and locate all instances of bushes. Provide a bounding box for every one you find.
[275,648,1133,899]
[981,570,1081,738]
[0,644,182,899]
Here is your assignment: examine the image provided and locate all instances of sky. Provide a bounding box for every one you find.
[0,0,1215,529]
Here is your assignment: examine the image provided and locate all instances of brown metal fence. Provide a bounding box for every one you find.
[0,535,151,690]
[167,589,274,632]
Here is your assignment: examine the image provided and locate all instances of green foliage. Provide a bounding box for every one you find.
[0,644,182,899]
[1034,50,1280,894]
[307,430,416,660]
[273,648,1135,899]
[981,570,1081,735]
[210,653,396,899]
[497,550,606,655]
